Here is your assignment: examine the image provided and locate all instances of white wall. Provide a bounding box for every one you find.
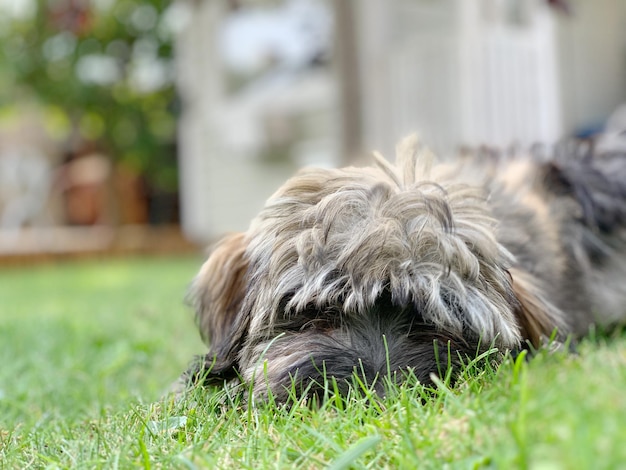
[176,0,337,242]
[176,0,626,242]
[355,0,626,155]
[356,0,565,157]
[557,0,626,135]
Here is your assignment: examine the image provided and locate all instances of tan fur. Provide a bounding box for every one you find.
[191,232,249,360]
[509,268,567,347]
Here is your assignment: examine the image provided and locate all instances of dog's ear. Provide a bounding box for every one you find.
[509,268,566,348]
[189,232,249,379]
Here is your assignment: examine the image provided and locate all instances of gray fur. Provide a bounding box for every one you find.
[177,136,626,402]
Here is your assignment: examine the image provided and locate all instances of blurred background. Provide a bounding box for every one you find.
[0,0,625,261]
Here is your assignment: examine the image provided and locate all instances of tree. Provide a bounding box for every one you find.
[0,0,179,194]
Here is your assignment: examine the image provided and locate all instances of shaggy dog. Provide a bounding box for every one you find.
[177,135,626,402]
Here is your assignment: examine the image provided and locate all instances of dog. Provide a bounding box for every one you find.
[176,135,626,402]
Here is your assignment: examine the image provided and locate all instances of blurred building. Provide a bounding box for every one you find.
[176,0,626,242]
[176,0,337,241]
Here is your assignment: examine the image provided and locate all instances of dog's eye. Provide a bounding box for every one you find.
[299,317,336,332]
[276,303,341,332]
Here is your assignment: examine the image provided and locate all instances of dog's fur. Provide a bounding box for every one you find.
[177,135,626,402]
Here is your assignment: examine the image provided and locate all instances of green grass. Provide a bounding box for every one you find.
[1,256,625,469]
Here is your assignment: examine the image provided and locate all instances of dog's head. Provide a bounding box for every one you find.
[190,136,564,401]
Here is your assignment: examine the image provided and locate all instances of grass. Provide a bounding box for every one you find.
[0,256,625,469]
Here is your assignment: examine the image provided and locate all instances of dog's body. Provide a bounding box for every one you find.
[179,136,626,401]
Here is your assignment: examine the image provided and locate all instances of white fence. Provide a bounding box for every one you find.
[358,0,563,157]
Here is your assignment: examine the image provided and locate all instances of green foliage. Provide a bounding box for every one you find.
[0,0,178,190]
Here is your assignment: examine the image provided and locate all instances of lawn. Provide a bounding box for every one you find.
[0,256,625,469]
